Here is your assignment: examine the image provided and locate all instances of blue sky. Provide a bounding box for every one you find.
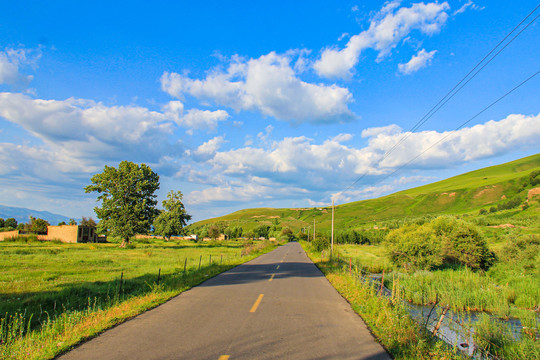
[0,1,539,222]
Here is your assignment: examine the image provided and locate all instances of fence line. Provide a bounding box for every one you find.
[325,252,521,359]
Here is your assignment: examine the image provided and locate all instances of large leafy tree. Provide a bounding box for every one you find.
[153,190,191,241]
[85,161,160,247]
[5,218,17,229]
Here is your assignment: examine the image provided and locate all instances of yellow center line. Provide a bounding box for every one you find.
[269,274,275,282]
[250,294,264,313]
[218,356,230,360]
[276,265,280,270]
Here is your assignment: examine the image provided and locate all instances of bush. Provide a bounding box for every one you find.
[478,208,487,215]
[530,169,540,186]
[386,217,494,271]
[386,224,443,270]
[312,234,330,252]
[497,197,522,211]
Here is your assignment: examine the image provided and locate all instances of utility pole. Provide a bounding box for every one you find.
[331,199,334,255]
[313,216,316,242]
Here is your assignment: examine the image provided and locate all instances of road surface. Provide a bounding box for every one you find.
[59,242,390,360]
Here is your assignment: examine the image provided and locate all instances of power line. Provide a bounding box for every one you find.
[372,69,540,188]
[384,4,540,157]
[337,3,540,200]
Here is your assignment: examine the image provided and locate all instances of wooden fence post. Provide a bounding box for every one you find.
[118,271,123,298]
[433,305,450,336]
[184,258,187,275]
[198,255,202,270]
[379,270,385,296]
[157,268,161,285]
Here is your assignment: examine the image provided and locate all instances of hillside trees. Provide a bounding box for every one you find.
[85,161,160,247]
[153,190,191,241]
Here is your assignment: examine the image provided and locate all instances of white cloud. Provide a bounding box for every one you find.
[0,47,40,86]
[183,113,540,206]
[190,136,227,161]
[398,49,437,74]
[178,109,229,132]
[314,1,449,78]
[453,0,483,15]
[185,176,308,205]
[161,52,355,124]
[0,92,189,173]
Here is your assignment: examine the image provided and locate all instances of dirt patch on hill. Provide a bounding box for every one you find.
[528,187,540,200]
[489,224,515,228]
[473,185,503,203]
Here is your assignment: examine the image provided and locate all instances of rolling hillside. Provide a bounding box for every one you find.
[188,153,540,233]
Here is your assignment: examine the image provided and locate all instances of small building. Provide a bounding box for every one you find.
[45,225,100,243]
[0,225,105,243]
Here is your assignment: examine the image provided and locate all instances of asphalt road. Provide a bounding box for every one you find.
[59,242,390,360]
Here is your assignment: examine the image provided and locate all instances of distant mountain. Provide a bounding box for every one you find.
[0,205,76,226]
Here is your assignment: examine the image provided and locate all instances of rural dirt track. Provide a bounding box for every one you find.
[59,242,390,360]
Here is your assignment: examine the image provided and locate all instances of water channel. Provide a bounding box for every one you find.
[365,273,538,358]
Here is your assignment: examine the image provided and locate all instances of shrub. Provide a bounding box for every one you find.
[530,169,540,186]
[386,224,443,270]
[312,234,330,252]
[497,196,522,211]
[386,217,494,271]
[478,208,487,215]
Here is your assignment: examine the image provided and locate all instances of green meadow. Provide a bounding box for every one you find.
[0,237,277,359]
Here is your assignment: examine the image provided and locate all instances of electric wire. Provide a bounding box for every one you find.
[338,3,540,199]
[384,4,540,158]
[372,69,540,190]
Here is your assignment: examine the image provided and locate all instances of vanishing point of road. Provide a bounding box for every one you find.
[59,242,390,360]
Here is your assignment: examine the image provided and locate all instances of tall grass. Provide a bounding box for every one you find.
[394,268,538,315]
[0,238,277,359]
[300,241,462,360]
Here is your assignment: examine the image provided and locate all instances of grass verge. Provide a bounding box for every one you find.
[0,238,278,359]
[300,241,462,360]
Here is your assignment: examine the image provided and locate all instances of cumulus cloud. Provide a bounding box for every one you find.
[179,109,229,132]
[190,136,227,161]
[0,92,181,163]
[183,113,540,206]
[314,1,449,78]
[0,47,40,86]
[161,52,356,124]
[185,176,308,205]
[398,49,437,74]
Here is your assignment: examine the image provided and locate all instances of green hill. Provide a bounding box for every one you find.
[188,153,540,234]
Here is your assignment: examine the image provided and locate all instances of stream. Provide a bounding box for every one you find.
[365,273,539,358]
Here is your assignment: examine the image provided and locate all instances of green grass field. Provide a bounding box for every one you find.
[0,237,277,359]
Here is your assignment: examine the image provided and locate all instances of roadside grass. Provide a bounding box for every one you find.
[0,238,278,359]
[300,241,462,360]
